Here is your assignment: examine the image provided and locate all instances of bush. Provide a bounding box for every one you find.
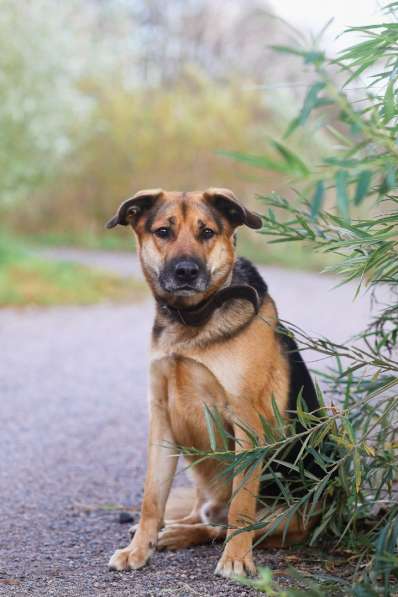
[192,3,398,594]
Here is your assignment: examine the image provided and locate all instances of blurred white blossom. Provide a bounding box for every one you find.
[0,0,138,202]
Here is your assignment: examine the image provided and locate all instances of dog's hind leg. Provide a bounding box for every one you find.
[125,489,225,550]
[157,522,225,550]
[129,486,202,539]
[157,503,317,551]
[157,486,229,550]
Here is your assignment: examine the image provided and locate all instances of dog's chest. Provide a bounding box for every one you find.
[152,344,247,399]
[189,349,246,398]
[151,310,273,402]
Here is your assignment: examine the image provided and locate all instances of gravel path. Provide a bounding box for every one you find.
[1,247,376,596]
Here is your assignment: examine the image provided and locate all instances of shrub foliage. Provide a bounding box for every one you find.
[189,4,398,595]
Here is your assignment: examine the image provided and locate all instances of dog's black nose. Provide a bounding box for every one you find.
[174,260,200,283]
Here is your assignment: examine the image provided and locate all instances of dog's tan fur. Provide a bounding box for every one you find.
[107,189,315,577]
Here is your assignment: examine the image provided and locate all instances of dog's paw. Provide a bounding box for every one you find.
[108,544,152,571]
[215,552,257,578]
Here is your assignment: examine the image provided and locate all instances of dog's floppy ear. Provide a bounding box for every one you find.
[106,189,163,229]
[204,188,262,230]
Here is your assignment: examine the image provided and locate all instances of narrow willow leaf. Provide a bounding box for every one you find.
[383,80,395,122]
[354,449,362,493]
[310,506,336,544]
[354,170,372,204]
[324,156,359,168]
[310,181,325,219]
[285,81,326,138]
[270,44,305,57]
[300,82,326,121]
[386,164,396,189]
[306,447,328,472]
[210,406,232,450]
[259,414,277,443]
[234,419,259,447]
[271,396,285,430]
[314,380,326,411]
[343,419,355,444]
[335,170,350,220]
[343,58,375,86]
[217,150,291,174]
[304,50,325,65]
[364,443,376,457]
[203,405,217,451]
[271,140,310,177]
[284,116,300,139]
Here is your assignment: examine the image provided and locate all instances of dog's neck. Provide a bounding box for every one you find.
[151,258,269,347]
[157,284,260,327]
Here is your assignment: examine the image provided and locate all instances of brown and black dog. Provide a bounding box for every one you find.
[106,188,322,578]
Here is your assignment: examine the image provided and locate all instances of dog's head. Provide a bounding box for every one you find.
[106,188,262,305]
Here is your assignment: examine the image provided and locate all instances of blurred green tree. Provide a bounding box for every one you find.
[0,1,95,202]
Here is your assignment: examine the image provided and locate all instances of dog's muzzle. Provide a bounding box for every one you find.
[158,257,209,294]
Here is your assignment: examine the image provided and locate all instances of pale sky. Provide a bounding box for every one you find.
[269,0,385,54]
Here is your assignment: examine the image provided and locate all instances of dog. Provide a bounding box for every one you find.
[105,188,323,578]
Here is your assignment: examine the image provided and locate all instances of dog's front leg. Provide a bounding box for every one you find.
[215,416,261,578]
[109,362,177,571]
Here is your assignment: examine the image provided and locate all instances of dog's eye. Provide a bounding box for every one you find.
[154,227,171,239]
[201,228,215,240]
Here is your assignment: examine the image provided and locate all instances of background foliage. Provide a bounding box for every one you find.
[0,0,323,262]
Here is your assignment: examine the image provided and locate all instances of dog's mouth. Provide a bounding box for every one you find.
[159,280,209,296]
[172,285,200,296]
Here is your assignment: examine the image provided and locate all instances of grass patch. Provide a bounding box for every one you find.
[0,236,146,307]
